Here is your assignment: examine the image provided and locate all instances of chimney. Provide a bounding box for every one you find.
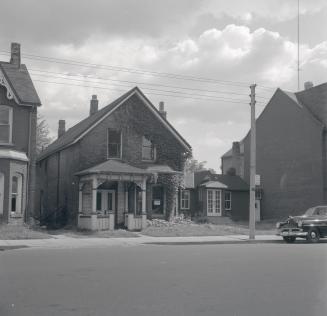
[90,95,98,116]
[10,43,21,67]
[304,81,314,90]
[58,120,65,138]
[231,141,241,176]
[159,101,167,119]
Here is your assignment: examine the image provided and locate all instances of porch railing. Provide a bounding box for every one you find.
[124,213,147,231]
[78,212,114,231]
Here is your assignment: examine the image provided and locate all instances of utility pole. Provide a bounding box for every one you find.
[297,0,300,90]
[249,84,256,240]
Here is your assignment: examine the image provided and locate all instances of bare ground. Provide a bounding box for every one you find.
[141,218,276,237]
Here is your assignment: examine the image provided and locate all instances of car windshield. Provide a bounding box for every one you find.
[304,207,316,216]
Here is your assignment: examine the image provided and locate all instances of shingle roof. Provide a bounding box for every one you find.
[194,171,249,191]
[75,159,153,176]
[38,86,192,161]
[295,82,327,126]
[38,88,132,161]
[0,62,41,106]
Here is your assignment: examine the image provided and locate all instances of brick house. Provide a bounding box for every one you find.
[36,87,191,230]
[222,82,327,220]
[178,170,249,222]
[0,43,41,224]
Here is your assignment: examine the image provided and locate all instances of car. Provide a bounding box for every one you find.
[276,205,327,243]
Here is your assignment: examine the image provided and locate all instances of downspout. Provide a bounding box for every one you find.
[25,108,31,222]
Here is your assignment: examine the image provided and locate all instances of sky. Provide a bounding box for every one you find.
[0,0,326,171]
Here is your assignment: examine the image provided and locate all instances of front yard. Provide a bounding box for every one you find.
[141,217,276,237]
[0,217,276,239]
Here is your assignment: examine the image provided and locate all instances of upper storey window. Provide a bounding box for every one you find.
[107,129,122,159]
[142,136,156,161]
[0,106,12,144]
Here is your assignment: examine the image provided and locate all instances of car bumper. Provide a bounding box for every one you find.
[276,228,308,237]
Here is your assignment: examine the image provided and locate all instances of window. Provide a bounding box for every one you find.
[225,191,232,210]
[0,106,12,144]
[107,129,121,158]
[11,174,22,214]
[142,136,156,161]
[181,190,190,210]
[207,189,221,216]
[96,192,102,211]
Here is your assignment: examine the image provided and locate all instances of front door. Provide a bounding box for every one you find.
[96,190,115,214]
[152,185,164,217]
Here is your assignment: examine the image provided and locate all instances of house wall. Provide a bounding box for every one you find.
[230,191,250,221]
[0,85,33,222]
[243,90,324,219]
[37,93,187,226]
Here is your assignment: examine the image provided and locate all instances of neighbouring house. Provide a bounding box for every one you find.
[0,43,41,224]
[36,88,192,230]
[222,82,327,220]
[178,170,249,222]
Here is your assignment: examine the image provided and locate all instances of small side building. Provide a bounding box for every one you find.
[178,170,249,222]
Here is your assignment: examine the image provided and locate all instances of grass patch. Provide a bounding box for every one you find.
[0,224,52,240]
[141,219,276,237]
[47,228,139,238]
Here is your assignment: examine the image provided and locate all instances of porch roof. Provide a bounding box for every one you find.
[200,181,228,189]
[75,160,153,176]
[145,164,182,174]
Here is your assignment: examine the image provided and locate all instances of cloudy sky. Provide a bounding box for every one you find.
[1,0,326,170]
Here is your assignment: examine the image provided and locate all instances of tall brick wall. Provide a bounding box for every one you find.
[243,90,324,219]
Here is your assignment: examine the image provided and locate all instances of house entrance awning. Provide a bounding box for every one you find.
[75,160,153,177]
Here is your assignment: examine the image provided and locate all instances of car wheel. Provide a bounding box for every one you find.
[307,228,320,243]
[283,236,296,243]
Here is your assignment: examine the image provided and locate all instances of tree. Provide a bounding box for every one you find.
[184,158,216,174]
[36,114,53,155]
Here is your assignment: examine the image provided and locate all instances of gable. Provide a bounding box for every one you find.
[0,63,41,106]
[38,87,191,161]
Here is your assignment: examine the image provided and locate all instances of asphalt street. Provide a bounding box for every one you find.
[0,242,326,316]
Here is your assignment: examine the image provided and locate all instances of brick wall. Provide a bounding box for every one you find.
[243,90,324,219]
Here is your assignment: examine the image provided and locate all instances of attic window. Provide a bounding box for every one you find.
[0,106,12,144]
[107,129,121,159]
[142,136,156,161]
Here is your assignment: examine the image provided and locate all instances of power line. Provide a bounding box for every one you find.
[33,78,264,104]
[0,50,276,90]
[30,71,269,103]
[29,68,270,100]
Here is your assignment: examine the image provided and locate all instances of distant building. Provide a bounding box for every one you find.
[0,43,41,223]
[222,82,327,219]
[36,88,191,230]
[178,170,249,221]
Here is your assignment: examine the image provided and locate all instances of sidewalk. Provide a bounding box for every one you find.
[0,234,282,251]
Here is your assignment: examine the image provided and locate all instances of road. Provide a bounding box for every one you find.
[0,242,326,316]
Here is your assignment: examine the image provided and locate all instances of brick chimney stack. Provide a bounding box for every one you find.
[90,95,98,116]
[10,43,21,68]
[58,120,66,138]
[304,81,314,90]
[159,101,167,119]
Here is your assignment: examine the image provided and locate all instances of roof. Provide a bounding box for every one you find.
[38,86,191,161]
[295,82,327,126]
[145,164,182,174]
[75,160,153,176]
[200,180,228,189]
[221,83,327,160]
[0,62,41,106]
[195,171,249,191]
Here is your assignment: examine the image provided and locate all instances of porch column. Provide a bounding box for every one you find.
[92,177,98,214]
[78,183,83,213]
[141,177,147,229]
